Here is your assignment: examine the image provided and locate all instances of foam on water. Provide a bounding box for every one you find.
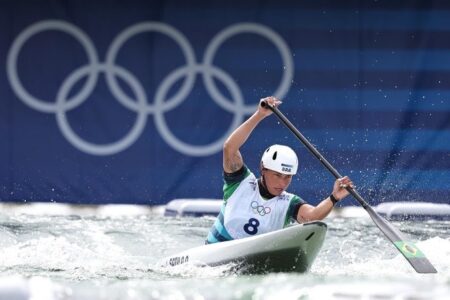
[0,204,449,299]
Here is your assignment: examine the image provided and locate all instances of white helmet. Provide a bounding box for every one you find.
[261,144,298,175]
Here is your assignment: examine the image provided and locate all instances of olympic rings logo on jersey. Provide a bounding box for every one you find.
[6,20,294,156]
[251,201,271,216]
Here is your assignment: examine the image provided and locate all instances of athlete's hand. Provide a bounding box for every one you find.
[332,176,354,201]
[258,96,282,117]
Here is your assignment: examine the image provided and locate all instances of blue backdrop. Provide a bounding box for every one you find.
[1,1,449,205]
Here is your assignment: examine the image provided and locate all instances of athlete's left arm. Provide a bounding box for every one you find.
[296,176,353,222]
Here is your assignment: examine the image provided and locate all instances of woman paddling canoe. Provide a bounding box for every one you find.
[206,96,354,244]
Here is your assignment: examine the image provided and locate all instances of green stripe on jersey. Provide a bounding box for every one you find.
[223,168,250,201]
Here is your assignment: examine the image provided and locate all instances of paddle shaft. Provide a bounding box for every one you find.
[261,101,437,273]
[261,101,368,207]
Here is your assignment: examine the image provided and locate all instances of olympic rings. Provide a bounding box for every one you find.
[251,201,271,216]
[6,20,294,156]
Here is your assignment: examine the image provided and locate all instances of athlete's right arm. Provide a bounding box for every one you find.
[223,96,282,173]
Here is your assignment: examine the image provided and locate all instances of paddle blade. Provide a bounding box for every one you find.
[393,241,437,273]
[367,206,437,273]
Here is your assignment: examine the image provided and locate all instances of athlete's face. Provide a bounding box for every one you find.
[261,169,293,196]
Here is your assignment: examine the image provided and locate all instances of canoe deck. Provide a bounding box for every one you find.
[160,221,327,274]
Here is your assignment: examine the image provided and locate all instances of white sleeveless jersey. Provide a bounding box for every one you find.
[223,171,297,239]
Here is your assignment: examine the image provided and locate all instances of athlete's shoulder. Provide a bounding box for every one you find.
[223,164,252,184]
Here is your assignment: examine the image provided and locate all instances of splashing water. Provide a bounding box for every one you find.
[0,205,448,299]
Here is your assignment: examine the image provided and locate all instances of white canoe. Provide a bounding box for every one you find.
[160,221,327,274]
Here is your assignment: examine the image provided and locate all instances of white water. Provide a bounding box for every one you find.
[0,204,449,299]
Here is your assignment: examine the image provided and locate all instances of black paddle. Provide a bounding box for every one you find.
[261,100,437,274]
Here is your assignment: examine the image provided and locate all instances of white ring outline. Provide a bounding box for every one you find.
[105,22,197,113]
[203,22,294,115]
[56,64,148,156]
[153,64,245,156]
[7,20,99,113]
